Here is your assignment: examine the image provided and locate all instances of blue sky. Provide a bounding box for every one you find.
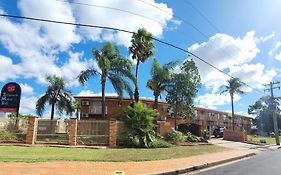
[1,0,281,118]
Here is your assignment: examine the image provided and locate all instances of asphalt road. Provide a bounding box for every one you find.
[195,149,281,175]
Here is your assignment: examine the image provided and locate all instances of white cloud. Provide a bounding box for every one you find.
[18,0,80,51]
[0,0,175,86]
[19,96,37,114]
[229,63,277,91]
[77,90,118,97]
[269,42,281,56]
[258,32,275,42]
[74,0,174,46]
[188,31,275,92]
[195,93,241,109]
[0,55,20,81]
[19,83,34,95]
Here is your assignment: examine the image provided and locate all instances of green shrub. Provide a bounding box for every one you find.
[260,139,266,143]
[186,132,200,142]
[202,129,209,140]
[0,129,17,141]
[150,138,173,148]
[164,130,186,144]
[121,102,157,148]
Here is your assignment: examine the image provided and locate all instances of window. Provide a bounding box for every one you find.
[90,101,107,114]
[195,110,198,119]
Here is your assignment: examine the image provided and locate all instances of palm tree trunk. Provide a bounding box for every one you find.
[134,59,140,102]
[101,75,106,119]
[231,94,235,131]
[76,108,79,119]
[174,102,178,130]
[153,92,159,109]
[50,103,55,120]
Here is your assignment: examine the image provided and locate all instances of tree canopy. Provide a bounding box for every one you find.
[147,59,178,109]
[78,42,135,118]
[221,77,244,130]
[165,59,201,124]
[36,75,73,120]
[129,28,155,102]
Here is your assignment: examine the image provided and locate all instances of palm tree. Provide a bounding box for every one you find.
[36,75,73,120]
[129,28,155,102]
[147,59,178,109]
[221,77,244,130]
[78,42,135,119]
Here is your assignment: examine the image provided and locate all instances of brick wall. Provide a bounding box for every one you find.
[26,116,38,144]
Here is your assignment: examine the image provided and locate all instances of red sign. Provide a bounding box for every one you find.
[0,82,21,112]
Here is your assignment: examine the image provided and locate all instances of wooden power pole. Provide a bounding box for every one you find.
[264,81,280,145]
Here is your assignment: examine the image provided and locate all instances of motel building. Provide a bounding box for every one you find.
[74,96,252,137]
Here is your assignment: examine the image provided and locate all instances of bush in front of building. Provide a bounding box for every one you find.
[164,130,186,144]
[150,138,173,148]
[121,102,157,148]
[185,132,200,142]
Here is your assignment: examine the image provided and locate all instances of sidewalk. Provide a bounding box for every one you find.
[0,149,255,175]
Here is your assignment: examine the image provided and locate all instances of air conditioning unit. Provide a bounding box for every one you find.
[82,101,89,106]
[82,113,89,118]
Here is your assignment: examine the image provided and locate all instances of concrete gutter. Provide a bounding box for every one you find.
[151,152,256,175]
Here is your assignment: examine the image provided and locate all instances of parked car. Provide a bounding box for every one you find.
[213,126,224,138]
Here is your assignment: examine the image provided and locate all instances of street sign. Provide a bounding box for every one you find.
[0,82,21,112]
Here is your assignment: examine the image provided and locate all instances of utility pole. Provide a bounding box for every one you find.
[264,81,280,145]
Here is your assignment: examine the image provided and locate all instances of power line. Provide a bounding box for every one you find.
[136,1,265,94]
[55,0,166,27]
[183,0,261,76]
[183,0,221,33]
[55,0,198,46]
[136,0,209,39]
[0,13,265,95]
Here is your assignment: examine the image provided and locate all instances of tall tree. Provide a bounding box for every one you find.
[36,75,73,120]
[129,28,155,102]
[78,42,135,118]
[248,96,281,133]
[165,60,201,130]
[147,59,178,109]
[221,77,244,131]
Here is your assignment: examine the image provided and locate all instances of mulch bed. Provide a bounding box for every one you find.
[0,140,26,144]
[178,141,211,146]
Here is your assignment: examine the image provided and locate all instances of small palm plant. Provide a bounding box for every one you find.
[122,102,157,148]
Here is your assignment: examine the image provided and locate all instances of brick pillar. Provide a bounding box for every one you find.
[26,116,38,144]
[69,118,78,146]
[108,120,117,147]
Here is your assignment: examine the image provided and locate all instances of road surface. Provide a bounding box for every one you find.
[195,149,281,175]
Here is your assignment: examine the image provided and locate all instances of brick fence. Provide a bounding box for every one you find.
[26,116,117,147]
[223,129,247,142]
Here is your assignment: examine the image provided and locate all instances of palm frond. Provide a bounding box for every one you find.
[78,68,98,84]
[36,94,49,117]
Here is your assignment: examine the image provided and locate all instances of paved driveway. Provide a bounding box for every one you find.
[209,138,277,153]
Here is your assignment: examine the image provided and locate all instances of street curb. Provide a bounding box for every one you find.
[151,153,256,175]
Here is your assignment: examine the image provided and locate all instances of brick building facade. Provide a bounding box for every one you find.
[74,96,252,136]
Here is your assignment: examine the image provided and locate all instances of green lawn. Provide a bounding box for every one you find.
[0,145,226,162]
[248,135,281,145]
